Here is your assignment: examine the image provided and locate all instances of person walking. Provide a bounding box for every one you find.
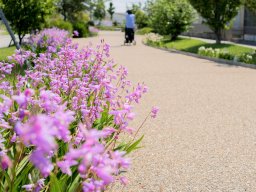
[125,10,136,45]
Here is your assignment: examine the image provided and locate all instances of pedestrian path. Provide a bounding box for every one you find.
[74,31,256,191]
[0,34,12,48]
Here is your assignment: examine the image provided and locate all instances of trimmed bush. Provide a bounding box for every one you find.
[238,53,254,64]
[219,52,235,60]
[72,22,89,37]
[144,33,163,46]
[147,0,196,40]
[49,19,73,33]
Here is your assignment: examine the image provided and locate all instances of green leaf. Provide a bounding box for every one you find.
[2,171,11,188]
[50,174,63,192]
[16,156,30,175]
[114,142,127,151]
[125,135,144,154]
[14,162,34,190]
[67,174,80,192]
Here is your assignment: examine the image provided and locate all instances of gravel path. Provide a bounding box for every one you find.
[74,31,256,192]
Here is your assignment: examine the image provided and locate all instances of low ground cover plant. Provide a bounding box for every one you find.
[198,46,256,64]
[143,33,163,46]
[144,34,256,65]
[0,47,16,61]
[238,52,255,64]
[0,28,158,191]
[198,46,235,60]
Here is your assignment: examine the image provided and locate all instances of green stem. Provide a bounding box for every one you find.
[10,144,24,192]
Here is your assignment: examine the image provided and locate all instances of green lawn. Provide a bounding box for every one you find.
[0,46,16,61]
[0,30,9,35]
[162,37,255,56]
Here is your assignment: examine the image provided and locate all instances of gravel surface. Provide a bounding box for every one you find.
[74,31,256,192]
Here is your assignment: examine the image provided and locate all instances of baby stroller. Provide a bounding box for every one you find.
[124,28,136,45]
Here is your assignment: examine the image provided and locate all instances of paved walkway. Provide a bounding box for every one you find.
[0,34,12,48]
[74,31,256,192]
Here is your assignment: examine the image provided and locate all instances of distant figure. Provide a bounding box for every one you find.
[125,10,136,45]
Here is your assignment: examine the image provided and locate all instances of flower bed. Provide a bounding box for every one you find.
[198,46,256,64]
[144,33,256,65]
[0,28,158,191]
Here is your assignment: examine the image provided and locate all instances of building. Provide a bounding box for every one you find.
[183,6,256,42]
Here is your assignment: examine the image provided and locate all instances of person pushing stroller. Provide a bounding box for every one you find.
[124,10,136,45]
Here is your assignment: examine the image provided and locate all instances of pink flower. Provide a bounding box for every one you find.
[120,176,129,186]
[73,30,79,37]
[22,184,34,191]
[151,106,159,118]
[0,154,12,170]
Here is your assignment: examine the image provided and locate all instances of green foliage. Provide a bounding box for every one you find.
[147,0,196,40]
[72,22,89,37]
[144,33,163,46]
[219,52,235,60]
[1,0,54,44]
[161,37,255,56]
[93,0,106,23]
[239,52,255,64]
[49,19,73,33]
[107,2,115,20]
[198,46,235,60]
[56,0,88,22]
[198,46,220,58]
[132,4,149,29]
[244,0,256,12]
[136,27,154,35]
[0,46,16,61]
[125,135,144,154]
[149,36,256,64]
[72,11,90,23]
[188,0,242,44]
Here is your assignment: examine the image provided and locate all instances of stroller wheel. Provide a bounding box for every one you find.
[133,41,136,45]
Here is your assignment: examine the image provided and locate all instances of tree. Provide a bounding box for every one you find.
[107,2,115,20]
[57,0,88,21]
[93,0,106,24]
[132,4,148,29]
[1,0,54,44]
[147,0,195,40]
[188,0,242,44]
[244,0,256,12]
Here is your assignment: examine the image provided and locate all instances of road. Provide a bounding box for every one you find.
[74,31,256,192]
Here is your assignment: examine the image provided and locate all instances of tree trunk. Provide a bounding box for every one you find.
[171,33,178,41]
[215,28,222,44]
[18,33,24,45]
[63,11,67,21]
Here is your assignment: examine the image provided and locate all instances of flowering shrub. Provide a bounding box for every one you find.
[198,46,256,64]
[28,28,71,54]
[238,53,254,64]
[198,46,220,58]
[0,29,158,191]
[144,33,163,46]
[198,46,234,61]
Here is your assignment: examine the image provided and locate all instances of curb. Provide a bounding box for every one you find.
[143,42,256,70]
